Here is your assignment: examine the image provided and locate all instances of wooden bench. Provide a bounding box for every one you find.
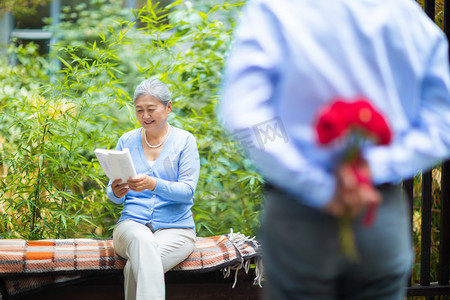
[0,232,262,299]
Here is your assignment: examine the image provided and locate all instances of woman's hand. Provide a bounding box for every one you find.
[111,179,130,198]
[127,174,157,192]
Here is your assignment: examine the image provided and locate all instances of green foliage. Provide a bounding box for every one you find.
[0,0,50,17]
[1,0,263,240]
[0,41,124,239]
[129,0,262,236]
[0,43,48,105]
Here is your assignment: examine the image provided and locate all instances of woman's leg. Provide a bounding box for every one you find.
[154,228,196,272]
[113,220,165,300]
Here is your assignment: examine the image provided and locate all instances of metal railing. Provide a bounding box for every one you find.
[406,161,450,297]
[406,1,450,295]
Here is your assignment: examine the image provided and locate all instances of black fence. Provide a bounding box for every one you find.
[406,161,450,297]
[406,1,450,296]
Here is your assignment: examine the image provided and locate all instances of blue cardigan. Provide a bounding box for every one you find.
[107,127,200,231]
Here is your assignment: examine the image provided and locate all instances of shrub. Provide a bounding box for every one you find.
[0,0,263,240]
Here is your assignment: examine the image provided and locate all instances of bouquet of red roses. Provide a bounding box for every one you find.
[314,97,392,261]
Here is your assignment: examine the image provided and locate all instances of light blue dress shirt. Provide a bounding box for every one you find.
[220,0,450,208]
[107,127,200,231]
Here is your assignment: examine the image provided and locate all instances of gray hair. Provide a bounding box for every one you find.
[133,78,172,106]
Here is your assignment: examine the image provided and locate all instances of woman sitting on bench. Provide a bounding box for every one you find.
[107,78,201,300]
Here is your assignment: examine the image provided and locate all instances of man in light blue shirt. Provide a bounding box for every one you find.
[221,0,450,299]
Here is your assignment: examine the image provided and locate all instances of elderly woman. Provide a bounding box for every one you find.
[107,78,200,300]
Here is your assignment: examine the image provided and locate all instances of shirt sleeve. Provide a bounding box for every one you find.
[364,33,450,183]
[220,1,336,208]
[152,134,200,203]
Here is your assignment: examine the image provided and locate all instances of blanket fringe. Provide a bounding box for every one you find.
[223,229,263,288]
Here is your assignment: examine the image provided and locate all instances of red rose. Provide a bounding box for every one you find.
[314,97,392,227]
[316,100,351,144]
[350,99,391,145]
[315,98,391,146]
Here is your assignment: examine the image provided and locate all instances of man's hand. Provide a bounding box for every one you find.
[324,160,381,218]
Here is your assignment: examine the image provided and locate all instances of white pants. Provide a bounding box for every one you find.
[113,220,196,300]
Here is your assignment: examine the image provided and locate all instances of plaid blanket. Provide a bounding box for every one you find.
[0,234,260,298]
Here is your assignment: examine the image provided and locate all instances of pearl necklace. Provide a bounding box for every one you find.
[144,123,170,148]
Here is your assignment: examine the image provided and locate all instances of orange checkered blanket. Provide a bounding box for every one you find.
[0,234,261,298]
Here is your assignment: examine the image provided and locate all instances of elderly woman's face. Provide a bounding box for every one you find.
[135,94,172,131]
